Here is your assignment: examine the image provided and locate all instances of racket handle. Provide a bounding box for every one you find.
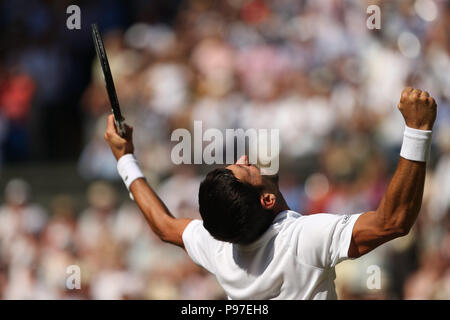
[115,119,126,137]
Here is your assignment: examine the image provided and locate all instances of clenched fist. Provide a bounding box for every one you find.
[104,114,134,160]
[398,87,437,131]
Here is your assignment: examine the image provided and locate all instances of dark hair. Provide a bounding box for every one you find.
[198,168,274,245]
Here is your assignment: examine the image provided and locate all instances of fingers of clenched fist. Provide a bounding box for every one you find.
[104,114,135,160]
[398,87,437,131]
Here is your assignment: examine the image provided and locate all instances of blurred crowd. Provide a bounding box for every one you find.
[0,178,224,299]
[1,0,450,299]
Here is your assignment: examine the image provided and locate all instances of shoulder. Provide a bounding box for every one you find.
[182,219,224,250]
[182,219,226,273]
[292,212,362,268]
[294,213,355,230]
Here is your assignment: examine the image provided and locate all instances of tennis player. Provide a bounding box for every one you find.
[104,87,437,299]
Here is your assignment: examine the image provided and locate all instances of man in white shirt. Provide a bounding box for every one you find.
[104,87,437,299]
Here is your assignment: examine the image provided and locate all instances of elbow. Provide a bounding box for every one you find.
[150,219,174,243]
[377,207,416,239]
[392,226,410,238]
[159,233,172,244]
[384,221,412,238]
[158,228,177,244]
[152,227,170,243]
[156,229,171,243]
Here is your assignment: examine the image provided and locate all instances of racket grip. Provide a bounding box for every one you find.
[115,119,126,137]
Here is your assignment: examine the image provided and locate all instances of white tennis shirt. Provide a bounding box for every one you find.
[182,210,362,300]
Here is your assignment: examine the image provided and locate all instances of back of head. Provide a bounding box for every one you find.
[198,168,274,245]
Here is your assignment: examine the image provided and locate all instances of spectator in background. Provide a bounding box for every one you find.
[0,179,47,241]
[0,179,48,299]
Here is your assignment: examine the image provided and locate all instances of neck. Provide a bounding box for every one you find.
[274,192,290,214]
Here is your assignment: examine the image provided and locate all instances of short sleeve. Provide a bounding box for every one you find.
[182,219,220,273]
[295,213,362,269]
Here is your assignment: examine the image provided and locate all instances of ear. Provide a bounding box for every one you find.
[260,192,276,210]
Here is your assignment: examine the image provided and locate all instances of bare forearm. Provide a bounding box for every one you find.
[376,157,426,235]
[130,178,191,246]
[349,88,436,258]
[130,178,173,236]
[349,156,427,257]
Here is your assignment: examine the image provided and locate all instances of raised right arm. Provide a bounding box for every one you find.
[348,87,437,258]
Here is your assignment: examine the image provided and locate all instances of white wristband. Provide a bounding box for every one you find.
[117,154,145,190]
[400,125,432,162]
